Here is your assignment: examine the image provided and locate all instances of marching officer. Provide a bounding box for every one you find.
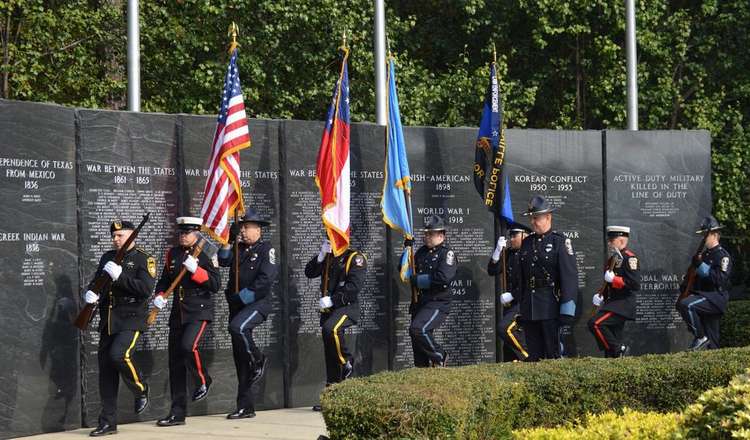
[488,224,530,361]
[305,238,366,410]
[517,196,578,361]
[677,215,732,350]
[85,220,155,437]
[588,226,640,358]
[408,215,457,367]
[153,216,220,427]
[218,208,278,419]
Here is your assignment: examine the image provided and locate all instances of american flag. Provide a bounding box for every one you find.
[200,48,251,244]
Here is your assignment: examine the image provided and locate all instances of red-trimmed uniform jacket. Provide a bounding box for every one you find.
[600,248,640,320]
[155,245,221,325]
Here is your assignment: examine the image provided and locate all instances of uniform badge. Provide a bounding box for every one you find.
[721,256,729,272]
[354,254,364,267]
[113,220,122,230]
[212,255,219,268]
[269,248,277,265]
[545,243,553,253]
[147,257,157,278]
[126,261,135,269]
[446,250,455,266]
[250,253,258,261]
[628,257,638,271]
[564,238,574,255]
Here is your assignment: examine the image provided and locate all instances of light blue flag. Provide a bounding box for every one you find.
[380,58,414,282]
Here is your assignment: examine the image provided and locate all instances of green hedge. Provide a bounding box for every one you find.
[321,347,750,439]
[513,408,681,439]
[721,299,750,348]
[681,368,750,439]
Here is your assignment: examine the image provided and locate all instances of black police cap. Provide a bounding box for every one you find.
[522,195,556,216]
[110,220,135,234]
[238,207,271,227]
[508,222,532,235]
[423,214,447,232]
[696,215,723,234]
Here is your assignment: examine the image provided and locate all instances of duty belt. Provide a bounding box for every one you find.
[179,287,204,299]
[111,296,140,306]
[528,277,555,289]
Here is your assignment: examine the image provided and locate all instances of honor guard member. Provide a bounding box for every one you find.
[408,215,458,367]
[305,238,366,411]
[488,224,530,361]
[677,215,732,350]
[588,226,640,358]
[85,220,155,437]
[153,216,220,427]
[218,208,278,420]
[518,196,578,361]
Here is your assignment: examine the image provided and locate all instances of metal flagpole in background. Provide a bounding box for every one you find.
[374,0,387,125]
[625,0,638,130]
[127,0,141,112]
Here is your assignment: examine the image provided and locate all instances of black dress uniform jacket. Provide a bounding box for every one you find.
[156,245,221,325]
[305,249,366,321]
[414,243,457,304]
[90,247,156,334]
[691,245,732,313]
[219,240,278,316]
[488,248,521,305]
[599,248,640,320]
[517,231,578,321]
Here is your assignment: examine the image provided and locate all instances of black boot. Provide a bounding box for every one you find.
[134,385,149,414]
[192,376,212,401]
[250,355,268,384]
[340,361,353,381]
[89,424,117,436]
[156,414,185,427]
[227,408,256,419]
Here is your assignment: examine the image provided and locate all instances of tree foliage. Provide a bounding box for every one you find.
[2,0,749,281]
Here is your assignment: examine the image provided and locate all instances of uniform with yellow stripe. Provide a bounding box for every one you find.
[89,244,155,428]
[488,245,528,361]
[305,248,366,384]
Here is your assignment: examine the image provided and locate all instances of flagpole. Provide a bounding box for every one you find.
[228,22,241,294]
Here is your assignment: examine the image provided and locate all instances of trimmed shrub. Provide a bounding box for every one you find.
[321,347,750,439]
[512,408,681,439]
[680,368,750,439]
[721,300,750,348]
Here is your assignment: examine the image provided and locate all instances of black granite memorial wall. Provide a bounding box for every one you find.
[0,99,713,438]
[604,130,711,354]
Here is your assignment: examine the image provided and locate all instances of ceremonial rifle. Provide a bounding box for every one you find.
[592,247,622,315]
[675,232,709,309]
[74,213,150,330]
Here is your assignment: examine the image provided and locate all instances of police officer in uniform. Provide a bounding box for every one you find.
[218,208,278,419]
[588,226,640,358]
[488,224,530,361]
[84,220,155,437]
[517,196,578,361]
[677,215,732,350]
[305,238,366,410]
[408,215,457,367]
[153,216,220,427]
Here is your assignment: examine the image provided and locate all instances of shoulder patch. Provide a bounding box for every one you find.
[269,248,276,265]
[211,255,219,268]
[721,256,729,272]
[446,250,455,266]
[147,256,157,278]
[628,257,638,271]
[354,254,365,267]
[564,238,574,255]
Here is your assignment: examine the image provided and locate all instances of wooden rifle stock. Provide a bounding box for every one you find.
[591,254,619,316]
[74,213,150,330]
[675,233,709,309]
[146,239,206,326]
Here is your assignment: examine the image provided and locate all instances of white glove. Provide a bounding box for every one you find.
[84,290,99,304]
[500,292,513,305]
[317,240,332,263]
[183,255,198,273]
[592,293,603,307]
[604,270,615,283]
[319,296,334,309]
[153,295,167,310]
[491,236,507,261]
[103,261,122,281]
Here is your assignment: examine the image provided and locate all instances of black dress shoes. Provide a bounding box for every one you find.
[341,361,353,380]
[156,414,185,427]
[227,408,256,419]
[192,376,212,402]
[250,356,268,384]
[312,404,322,412]
[89,424,117,436]
[134,385,149,414]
